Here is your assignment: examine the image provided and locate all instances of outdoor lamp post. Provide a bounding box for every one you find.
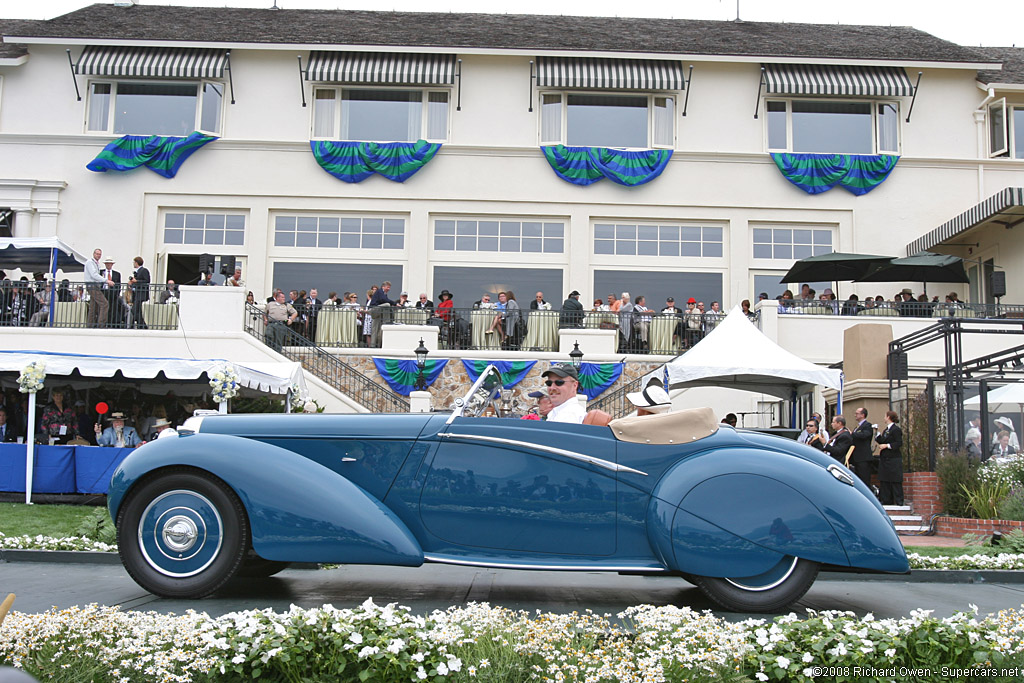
[569,341,583,370]
[414,337,429,391]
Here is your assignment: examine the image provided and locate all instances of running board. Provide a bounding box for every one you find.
[423,554,665,572]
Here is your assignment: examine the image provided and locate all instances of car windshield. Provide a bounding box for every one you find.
[449,365,503,421]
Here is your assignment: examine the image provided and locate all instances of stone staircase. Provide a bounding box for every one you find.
[884,505,930,534]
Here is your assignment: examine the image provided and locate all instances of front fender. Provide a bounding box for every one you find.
[108,434,424,566]
[647,448,907,577]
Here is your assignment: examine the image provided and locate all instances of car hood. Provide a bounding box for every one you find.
[188,413,440,440]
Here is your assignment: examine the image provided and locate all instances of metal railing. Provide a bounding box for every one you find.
[245,303,409,413]
[0,281,179,330]
[778,299,1024,319]
[425,307,726,355]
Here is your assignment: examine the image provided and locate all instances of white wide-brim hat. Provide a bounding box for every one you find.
[626,384,672,413]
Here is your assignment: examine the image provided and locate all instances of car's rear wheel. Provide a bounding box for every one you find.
[691,556,819,613]
[117,469,248,598]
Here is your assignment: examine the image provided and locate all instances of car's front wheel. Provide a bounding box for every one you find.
[691,556,819,613]
[117,469,248,598]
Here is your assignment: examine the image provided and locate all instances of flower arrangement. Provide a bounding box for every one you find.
[209,364,240,404]
[3,601,1024,683]
[290,382,307,411]
[17,361,45,394]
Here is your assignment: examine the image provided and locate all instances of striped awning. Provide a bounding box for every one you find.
[763,64,913,97]
[75,46,227,79]
[536,56,684,91]
[306,51,456,85]
[908,187,1024,255]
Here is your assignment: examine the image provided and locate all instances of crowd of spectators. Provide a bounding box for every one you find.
[776,283,967,317]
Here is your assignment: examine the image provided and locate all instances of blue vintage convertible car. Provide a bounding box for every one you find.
[109,366,908,612]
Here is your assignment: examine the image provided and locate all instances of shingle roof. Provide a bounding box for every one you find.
[975,47,1024,85]
[3,3,998,66]
[0,20,44,60]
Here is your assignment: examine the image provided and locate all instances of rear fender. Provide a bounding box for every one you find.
[108,434,423,566]
[647,448,906,576]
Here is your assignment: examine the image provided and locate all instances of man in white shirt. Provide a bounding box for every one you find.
[84,247,110,327]
[542,365,587,424]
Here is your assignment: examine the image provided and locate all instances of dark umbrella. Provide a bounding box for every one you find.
[855,252,969,286]
[779,252,894,285]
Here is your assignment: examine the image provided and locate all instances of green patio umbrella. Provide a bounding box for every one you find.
[855,252,969,291]
[779,252,894,285]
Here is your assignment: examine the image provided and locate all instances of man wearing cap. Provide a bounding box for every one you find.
[542,365,587,424]
[95,411,142,448]
[898,288,916,317]
[525,390,553,420]
[397,291,412,308]
[559,290,584,328]
[152,417,178,440]
[84,248,111,328]
[626,383,672,416]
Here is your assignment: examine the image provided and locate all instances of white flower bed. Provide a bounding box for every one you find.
[2,601,1023,683]
[0,531,116,552]
[906,551,1024,570]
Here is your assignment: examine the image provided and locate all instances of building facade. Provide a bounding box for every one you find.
[1,3,1021,311]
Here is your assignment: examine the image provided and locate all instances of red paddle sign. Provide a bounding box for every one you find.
[95,402,109,416]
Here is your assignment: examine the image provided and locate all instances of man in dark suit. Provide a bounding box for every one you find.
[850,407,875,487]
[824,415,853,464]
[306,288,323,340]
[102,257,124,327]
[129,256,150,329]
[559,290,584,328]
[0,406,19,442]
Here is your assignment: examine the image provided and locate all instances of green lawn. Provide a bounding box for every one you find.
[0,503,104,538]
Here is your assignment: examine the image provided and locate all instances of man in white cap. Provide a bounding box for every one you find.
[542,364,586,424]
[626,383,672,416]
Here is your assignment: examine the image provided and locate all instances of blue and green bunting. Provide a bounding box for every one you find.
[86,132,217,178]
[578,362,624,400]
[373,358,449,396]
[311,140,442,183]
[461,360,537,389]
[541,146,672,186]
[770,153,899,196]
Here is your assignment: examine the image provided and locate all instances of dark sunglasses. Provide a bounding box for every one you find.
[544,379,567,387]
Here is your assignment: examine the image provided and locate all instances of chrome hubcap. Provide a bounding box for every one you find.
[162,516,199,552]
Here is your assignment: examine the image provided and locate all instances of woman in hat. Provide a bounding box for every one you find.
[626,383,672,417]
[95,411,142,447]
[992,416,1020,450]
[434,289,454,323]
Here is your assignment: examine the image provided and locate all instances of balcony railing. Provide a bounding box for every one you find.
[778,299,1024,319]
[0,281,179,330]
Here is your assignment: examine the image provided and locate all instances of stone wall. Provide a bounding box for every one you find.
[332,353,663,413]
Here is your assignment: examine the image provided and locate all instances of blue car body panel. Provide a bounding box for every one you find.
[108,433,424,565]
[109,411,908,577]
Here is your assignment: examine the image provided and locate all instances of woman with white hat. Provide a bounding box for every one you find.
[626,383,672,416]
[992,416,1020,450]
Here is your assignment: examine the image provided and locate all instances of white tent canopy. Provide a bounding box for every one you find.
[0,350,306,396]
[0,237,89,272]
[665,307,844,401]
[964,382,1024,412]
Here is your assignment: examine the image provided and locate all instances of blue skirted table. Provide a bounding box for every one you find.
[0,444,134,495]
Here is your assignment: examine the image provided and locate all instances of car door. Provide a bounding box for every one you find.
[419,417,618,556]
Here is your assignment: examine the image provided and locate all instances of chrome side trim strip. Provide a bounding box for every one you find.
[439,432,647,476]
[424,554,665,572]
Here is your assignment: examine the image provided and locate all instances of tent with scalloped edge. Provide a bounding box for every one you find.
[664,307,843,407]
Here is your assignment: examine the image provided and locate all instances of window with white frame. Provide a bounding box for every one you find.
[87,81,223,136]
[752,227,832,260]
[163,212,245,246]
[988,100,1024,158]
[312,88,448,141]
[594,222,722,257]
[766,99,899,155]
[540,93,674,148]
[434,219,564,253]
[274,215,405,249]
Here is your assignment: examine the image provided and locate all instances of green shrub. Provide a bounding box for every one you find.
[997,488,1024,522]
[937,450,978,517]
[74,507,117,545]
[962,479,1012,519]
[995,528,1024,553]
